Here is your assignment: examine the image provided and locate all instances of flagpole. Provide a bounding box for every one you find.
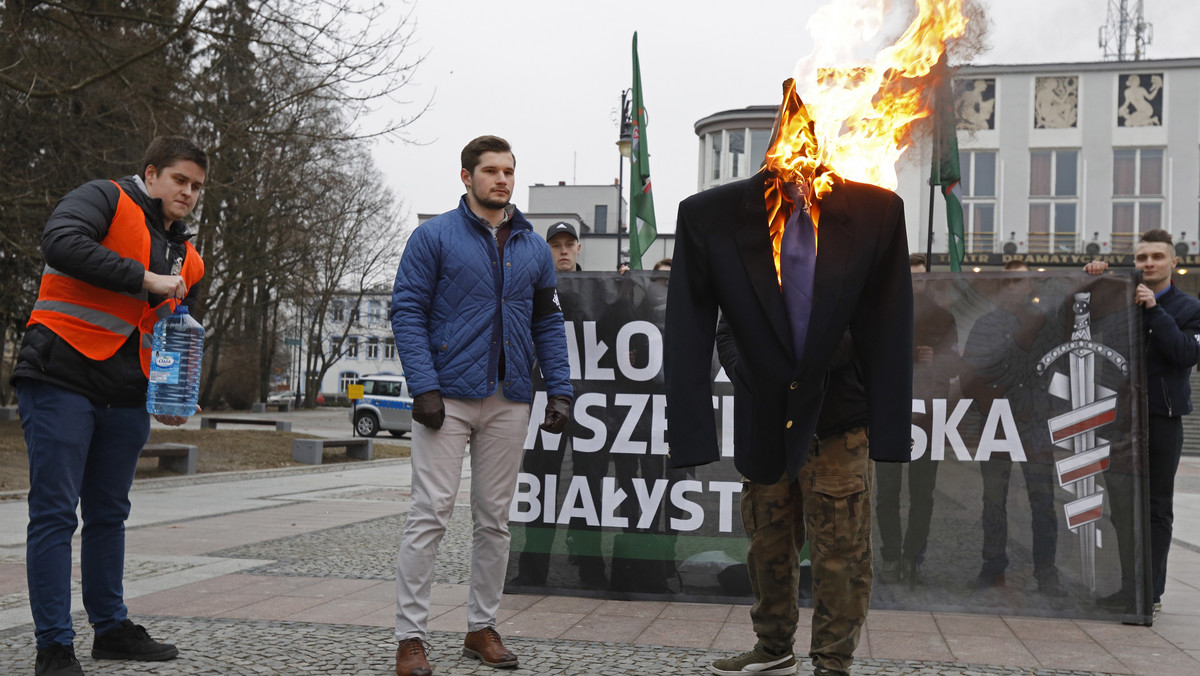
[616,88,632,270]
[926,104,937,268]
[616,119,625,270]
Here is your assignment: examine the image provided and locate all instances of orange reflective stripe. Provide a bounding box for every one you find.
[35,312,130,359]
[36,272,146,318]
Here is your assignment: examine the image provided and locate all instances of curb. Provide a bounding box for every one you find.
[0,456,411,502]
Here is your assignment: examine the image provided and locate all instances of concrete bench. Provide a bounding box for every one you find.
[140,443,198,475]
[251,401,293,413]
[200,416,292,432]
[291,437,373,465]
[0,406,18,422]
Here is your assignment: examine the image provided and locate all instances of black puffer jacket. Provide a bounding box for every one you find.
[12,175,198,406]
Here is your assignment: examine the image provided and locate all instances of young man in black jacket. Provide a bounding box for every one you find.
[13,137,207,676]
[1085,229,1200,614]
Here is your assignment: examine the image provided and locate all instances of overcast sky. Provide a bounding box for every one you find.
[370,0,1199,234]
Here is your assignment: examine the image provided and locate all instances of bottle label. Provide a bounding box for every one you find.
[149,350,182,384]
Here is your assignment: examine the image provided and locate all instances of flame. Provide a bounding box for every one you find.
[764,0,969,282]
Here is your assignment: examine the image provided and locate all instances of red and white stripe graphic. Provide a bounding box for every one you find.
[1047,396,1116,443]
[1056,444,1110,487]
[1065,492,1105,530]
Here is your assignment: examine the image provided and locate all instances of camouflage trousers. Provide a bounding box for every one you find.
[742,426,873,676]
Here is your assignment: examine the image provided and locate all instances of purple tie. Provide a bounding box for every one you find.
[780,196,816,361]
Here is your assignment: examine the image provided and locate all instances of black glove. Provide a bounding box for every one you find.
[412,391,445,429]
[539,394,572,434]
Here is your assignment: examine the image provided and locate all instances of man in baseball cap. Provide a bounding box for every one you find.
[546,221,582,272]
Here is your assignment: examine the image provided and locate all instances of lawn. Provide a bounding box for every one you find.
[0,419,410,494]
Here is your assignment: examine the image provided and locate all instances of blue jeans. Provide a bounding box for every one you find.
[18,379,150,648]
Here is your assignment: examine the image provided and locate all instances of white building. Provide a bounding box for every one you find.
[305,288,403,399]
[526,183,672,271]
[693,57,1200,269]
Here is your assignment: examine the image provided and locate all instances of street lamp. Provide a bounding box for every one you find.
[616,89,632,270]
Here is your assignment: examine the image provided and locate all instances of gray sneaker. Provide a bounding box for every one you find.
[710,646,796,675]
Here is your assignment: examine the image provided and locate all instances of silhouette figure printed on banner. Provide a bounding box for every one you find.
[875,254,959,589]
[961,262,1064,597]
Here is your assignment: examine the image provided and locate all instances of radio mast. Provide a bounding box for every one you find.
[1099,0,1153,61]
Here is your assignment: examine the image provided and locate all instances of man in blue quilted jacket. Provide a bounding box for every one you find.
[390,135,573,676]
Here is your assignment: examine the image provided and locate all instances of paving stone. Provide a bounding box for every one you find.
[209,509,473,583]
[0,616,1125,675]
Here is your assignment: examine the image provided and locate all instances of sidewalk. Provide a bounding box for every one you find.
[0,417,1197,674]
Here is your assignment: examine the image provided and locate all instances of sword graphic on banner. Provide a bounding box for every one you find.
[1036,292,1128,592]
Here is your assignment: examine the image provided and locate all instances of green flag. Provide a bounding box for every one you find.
[931,72,965,271]
[628,32,657,270]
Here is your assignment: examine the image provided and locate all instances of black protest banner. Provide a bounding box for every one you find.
[505,270,1152,625]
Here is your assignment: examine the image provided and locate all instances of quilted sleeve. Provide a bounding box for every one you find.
[530,244,573,398]
[391,225,441,397]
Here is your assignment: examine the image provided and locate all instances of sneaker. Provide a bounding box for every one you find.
[709,646,796,675]
[395,637,432,676]
[91,620,178,661]
[35,644,84,676]
[463,627,518,668]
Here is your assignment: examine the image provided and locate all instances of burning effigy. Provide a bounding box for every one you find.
[762,0,975,277]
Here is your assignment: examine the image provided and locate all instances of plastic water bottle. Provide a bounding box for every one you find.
[146,305,204,416]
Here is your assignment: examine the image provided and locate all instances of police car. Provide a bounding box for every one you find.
[350,374,414,437]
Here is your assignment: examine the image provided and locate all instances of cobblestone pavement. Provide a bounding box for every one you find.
[209,509,472,582]
[0,617,1119,675]
[2,448,1197,675]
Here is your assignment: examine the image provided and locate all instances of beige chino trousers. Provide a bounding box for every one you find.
[394,389,530,640]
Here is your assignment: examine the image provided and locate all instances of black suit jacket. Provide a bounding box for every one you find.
[664,170,913,483]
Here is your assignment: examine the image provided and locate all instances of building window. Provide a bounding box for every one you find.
[367,300,382,325]
[960,150,997,252]
[329,337,342,357]
[338,371,358,393]
[594,204,608,234]
[750,129,771,170]
[729,129,747,179]
[710,133,721,181]
[1112,148,1164,254]
[384,337,396,360]
[330,300,345,323]
[346,336,359,359]
[366,337,379,359]
[1028,150,1079,253]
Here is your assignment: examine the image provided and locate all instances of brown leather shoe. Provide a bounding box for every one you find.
[462,627,518,668]
[395,637,432,676]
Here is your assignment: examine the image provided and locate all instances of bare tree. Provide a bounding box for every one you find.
[185,0,425,406]
[0,1,427,406]
[0,0,195,403]
[287,149,408,407]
